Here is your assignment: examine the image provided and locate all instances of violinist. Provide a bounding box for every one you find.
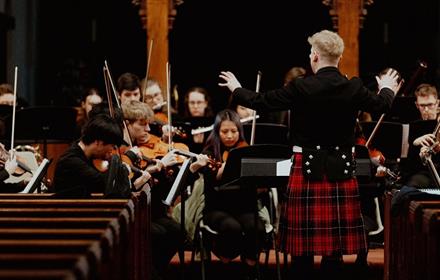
[121,100,181,279]
[52,114,151,198]
[117,72,142,105]
[219,30,402,279]
[0,145,29,193]
[401,83,440,189]
[188,109,266,278]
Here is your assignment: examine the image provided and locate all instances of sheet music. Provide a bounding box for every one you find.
[276,159,291,176]
[20,158,50,193]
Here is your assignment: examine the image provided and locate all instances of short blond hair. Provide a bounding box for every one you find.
[122,100,154,122]
[414,83,438,99]
[308,30,344,62]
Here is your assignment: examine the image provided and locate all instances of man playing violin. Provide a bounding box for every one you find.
[53,114,151,198]
[121,100,182,280]
[401,83,440,189]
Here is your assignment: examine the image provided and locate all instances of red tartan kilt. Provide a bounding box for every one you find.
[278,153,367,256]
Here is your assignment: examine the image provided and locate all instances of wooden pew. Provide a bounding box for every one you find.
[384,191,440,280]
[0,186,151,280]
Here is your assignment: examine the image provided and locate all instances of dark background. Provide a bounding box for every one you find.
[7,0,440,112]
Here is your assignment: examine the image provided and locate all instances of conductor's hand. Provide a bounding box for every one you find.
[376,68,403,95]
[413,133,436,147]
[218,71,242,93]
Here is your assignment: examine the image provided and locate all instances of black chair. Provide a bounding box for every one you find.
[191,144,291,280]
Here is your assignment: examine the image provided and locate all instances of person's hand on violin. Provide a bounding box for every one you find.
[218,71,242,93]
[161,124,176,143]
[4,151,18,176]
[413,133,436,147]
[132,170,152,190]
[189,154,211,173]
[160,150,178,168]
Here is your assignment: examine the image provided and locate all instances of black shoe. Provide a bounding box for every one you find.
[320,255,344,278]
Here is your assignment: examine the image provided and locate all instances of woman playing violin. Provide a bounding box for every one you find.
[189,109,265,275]
[52,114,151,198]
[121,99,182,279]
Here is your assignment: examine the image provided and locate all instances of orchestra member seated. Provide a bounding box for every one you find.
[117,72,142,105]
[183,86,215,153]
[189,109,266,279]
[75,87,103,137]
[121,100,181,280]
[52,114,151,198]
[401,83,440,189]
[0,146,28,193]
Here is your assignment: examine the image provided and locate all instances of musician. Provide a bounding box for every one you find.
[117,72,142,105]
[401,83,440,189]
[121,100,181,280]
[219,30,402,279]
[0,149,28,193]
[75,87,103,138]
[53,114,151,198]
[189,109,266,279]
[183,86,215,153]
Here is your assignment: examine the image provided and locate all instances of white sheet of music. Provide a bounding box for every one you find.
[276,159,291,176]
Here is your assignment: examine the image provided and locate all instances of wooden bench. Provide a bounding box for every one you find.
[0,186,151,280]
[385,191,440,280]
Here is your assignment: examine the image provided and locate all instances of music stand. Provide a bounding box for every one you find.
[218,144,292,190]
[384,96,420,123]
[242,123,289,146]
[216,144,291,280]
[4,106,78,157]
[360,121,404,160]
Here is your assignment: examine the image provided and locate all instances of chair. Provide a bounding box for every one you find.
[191,187,282,280]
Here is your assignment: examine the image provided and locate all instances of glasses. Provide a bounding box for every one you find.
[417,102,437,109]
[189,101,206,106]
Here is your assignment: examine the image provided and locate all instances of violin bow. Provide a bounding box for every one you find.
[10,66,18,154]
[103,62,133,147]
[166,62,173,151]
[142,39,154,103]
[250,71,262,145]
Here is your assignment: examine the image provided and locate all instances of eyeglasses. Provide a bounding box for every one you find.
[416,102,438,109]
[189,101,206,106]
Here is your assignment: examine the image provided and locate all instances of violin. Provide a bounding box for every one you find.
[92,147,144,180]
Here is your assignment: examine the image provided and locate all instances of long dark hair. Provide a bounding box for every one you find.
[203,109,245,161]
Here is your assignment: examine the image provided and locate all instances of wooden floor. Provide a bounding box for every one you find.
[166,247,384,280]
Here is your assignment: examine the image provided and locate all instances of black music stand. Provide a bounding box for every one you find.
[384,96,420,123]
[0,104,12,119]
[4,106,78,157]
[242,123,289,146]
[360,121,403,160]
[216,144,291,280]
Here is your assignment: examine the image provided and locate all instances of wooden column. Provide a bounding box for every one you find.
[145,0,169,90]
[323,0,373,78]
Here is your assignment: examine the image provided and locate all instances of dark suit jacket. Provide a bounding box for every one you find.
[233,66,394,148]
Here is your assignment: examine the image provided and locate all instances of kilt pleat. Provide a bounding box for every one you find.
[278,153,367,256]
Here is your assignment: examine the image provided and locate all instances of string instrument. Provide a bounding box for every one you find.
[172,148,222,171]
[221,140,248,163]
[191,115,260,135]
[398,60,428,97]
[0,144,32,176]
[137,134,190,164]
